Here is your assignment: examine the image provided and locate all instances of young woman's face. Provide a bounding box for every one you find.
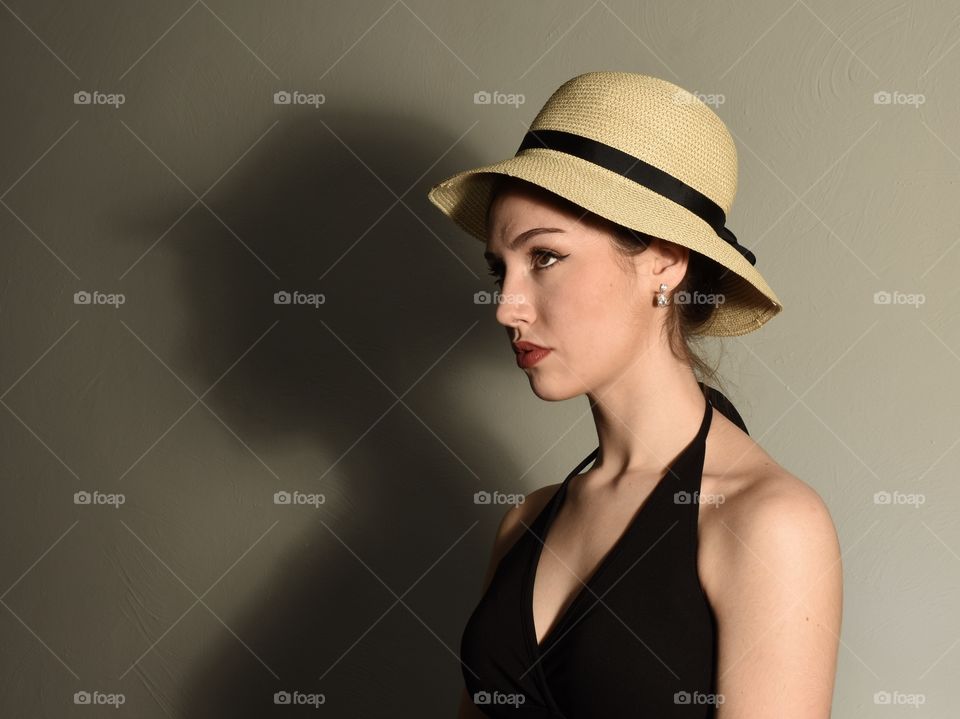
[485,182,685,401]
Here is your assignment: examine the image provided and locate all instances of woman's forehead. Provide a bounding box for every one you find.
[487,184,595,240]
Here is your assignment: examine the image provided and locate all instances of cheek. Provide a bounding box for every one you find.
[546,273,639,360]
[541,274,606,324]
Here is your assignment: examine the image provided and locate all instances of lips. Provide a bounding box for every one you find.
[512,341,548,352]
[512,341,551,369]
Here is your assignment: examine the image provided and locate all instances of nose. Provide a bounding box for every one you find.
[494,272,534,329]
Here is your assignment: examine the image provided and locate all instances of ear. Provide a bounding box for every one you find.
[649,237,689,284]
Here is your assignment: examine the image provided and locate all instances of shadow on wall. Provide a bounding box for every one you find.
[124,110,513,717]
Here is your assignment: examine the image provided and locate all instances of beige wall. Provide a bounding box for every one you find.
[1,1,956,716]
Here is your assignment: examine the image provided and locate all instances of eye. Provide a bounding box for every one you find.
[486,248,568,288]
[531,248,563,270]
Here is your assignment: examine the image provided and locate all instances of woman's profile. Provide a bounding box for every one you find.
[427,72,842,718]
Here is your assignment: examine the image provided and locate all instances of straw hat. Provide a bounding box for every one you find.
[426,71,783,336]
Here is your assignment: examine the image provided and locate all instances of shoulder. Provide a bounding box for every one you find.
[701,412,840,568]
[702,457,841,594]
[490,482,560,554]
[720,467,840,565]
[702,465,843,716]
[479,482,561,592]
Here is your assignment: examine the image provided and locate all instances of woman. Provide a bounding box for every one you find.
[427,72,842,718]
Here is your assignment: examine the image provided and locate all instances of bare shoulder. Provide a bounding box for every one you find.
[478,482,561,593]
[698,418,843,715]
[705,454,839,562]
[498,482,560,536]
[714,464,840,560]
[700,411,840,559]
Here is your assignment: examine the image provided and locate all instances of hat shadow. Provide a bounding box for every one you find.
[123,109,518,716]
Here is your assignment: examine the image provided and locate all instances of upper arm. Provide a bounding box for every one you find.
[712,480,843,718]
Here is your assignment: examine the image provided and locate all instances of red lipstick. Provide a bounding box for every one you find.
[512,341,551,369]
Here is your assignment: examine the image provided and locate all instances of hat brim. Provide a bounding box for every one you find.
[427,147,783,337]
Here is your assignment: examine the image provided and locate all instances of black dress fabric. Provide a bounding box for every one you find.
[460,384,743,718]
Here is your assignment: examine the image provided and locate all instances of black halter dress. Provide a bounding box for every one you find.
[459,385,748,718]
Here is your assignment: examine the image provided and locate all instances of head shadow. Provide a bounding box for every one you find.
[122,108,530,716]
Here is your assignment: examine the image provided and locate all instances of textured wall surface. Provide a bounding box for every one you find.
[1,1,957,717]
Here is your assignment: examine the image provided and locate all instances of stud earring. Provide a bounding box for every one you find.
[656,283,669,307]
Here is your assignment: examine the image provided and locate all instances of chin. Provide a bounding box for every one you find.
[526,375,584,402]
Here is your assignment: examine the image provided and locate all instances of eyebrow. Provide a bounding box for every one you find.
[483,227,566,262]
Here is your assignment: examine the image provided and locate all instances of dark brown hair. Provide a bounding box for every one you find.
[485,174,727,390]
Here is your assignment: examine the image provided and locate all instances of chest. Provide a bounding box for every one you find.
[531,473,733,645]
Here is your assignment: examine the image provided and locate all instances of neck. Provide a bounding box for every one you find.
[585,348,707,480]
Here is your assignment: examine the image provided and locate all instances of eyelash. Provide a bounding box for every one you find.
[487,248,568,287]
